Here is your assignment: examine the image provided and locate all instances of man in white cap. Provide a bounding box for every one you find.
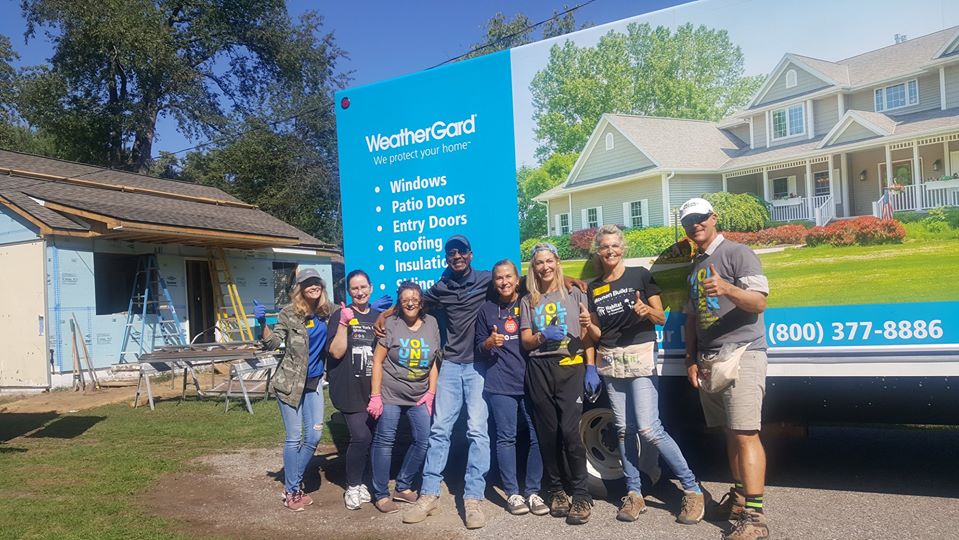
[679,197,770,540]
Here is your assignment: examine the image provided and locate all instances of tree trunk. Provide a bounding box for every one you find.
[130,101,159,173]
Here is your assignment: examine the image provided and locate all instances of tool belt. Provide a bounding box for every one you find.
[697,343,749,393]
[597,341,656,378]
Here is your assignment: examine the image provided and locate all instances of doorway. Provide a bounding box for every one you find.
[186,259,215,343]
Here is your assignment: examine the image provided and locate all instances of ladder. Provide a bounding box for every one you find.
[208,247,253,342]
[118,254,187,363]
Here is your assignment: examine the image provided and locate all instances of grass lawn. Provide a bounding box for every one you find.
[0,395,334,540]
[557,239,959,308]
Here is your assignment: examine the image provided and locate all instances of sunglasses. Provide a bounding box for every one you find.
[446,248,470,257]
[681,213,712,228]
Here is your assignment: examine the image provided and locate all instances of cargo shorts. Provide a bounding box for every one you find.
[699,350,767,431]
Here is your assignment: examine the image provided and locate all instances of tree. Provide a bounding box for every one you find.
[17,0,347,173]
[461,7,585,61]
[517,152,578,240]
[530,22,765,159]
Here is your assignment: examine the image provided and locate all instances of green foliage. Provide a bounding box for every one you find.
[530,22,764,158]
[623,226,679,257]
[702,192,770,232]
[461,8,586,61]
[517,152,578,241]
[520,234,580,261]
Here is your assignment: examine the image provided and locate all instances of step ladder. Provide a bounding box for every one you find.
[208,247,253,342]
[118,254,187,363]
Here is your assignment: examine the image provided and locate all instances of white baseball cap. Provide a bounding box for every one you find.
[679,198,715,221]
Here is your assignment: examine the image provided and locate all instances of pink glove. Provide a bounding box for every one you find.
[366,394,383,419]
[416,391,435,416]
[339,302,354,326]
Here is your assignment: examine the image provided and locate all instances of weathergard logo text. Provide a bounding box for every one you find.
[365,114,477,152]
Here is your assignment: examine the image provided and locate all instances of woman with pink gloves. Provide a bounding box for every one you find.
[367,281,440,513]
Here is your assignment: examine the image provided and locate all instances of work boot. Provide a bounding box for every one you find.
[616,491,647,522]
[374,497,399,514]
[677,489,706,524]
[402,494,439,523]
[464,499,486,529]
[548,490,571,518]
[565,498,592,525]
[527,493,550,516]
[724,508,769,540]
[708,486,746,521]
[393,489,418,504]
[506,494,529,515]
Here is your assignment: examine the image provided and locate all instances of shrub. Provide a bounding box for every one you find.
[570,227,599,252]
[519,235,581,261]
[623,227,678,257]
[724,224,809,246]
[805,216,906,247]
[702,192,770,232]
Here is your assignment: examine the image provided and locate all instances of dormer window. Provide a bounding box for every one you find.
[785,69,797,89]
[875,79,919,112]
[605,132,614,150]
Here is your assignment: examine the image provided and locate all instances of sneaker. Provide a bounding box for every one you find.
[402,494,439,524]
[708,486,746,521]
[375,497,399,514]
[506,494,529,515]
[724,508,769,540]
[464,499,487,529]
[677,489,706,525]
[344,485,363,511]
[358,484,372,504]
[527,493,549,516]
[284,491,305,512]
[548,491,570,518]
[616,491,647,522]
[299,490,314,506]
[565,498,592,525]
[393,489,418,504]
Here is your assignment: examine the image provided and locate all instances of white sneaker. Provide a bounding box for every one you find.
[527,493,550,516]
[344,485,363,510]
[507,494,529,515]
[358,484,372,504]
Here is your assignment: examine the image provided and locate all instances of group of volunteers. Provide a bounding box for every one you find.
[255,197,772,540]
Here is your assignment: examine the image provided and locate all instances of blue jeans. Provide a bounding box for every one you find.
[278,388,325,493]
[606,375,698,492]
[420,361,490,500]
[370,403,431,501]
[486,392,542,497]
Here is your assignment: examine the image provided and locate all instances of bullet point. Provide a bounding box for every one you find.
[377,225,383,232]
[379,264,385,271]
[376,206,381,212]
[374,186,380,193]
[378,245,383,252]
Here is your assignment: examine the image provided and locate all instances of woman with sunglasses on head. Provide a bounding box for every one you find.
[584,225,705,525]
[520,243,599,526]
[326,269,384,510]
[257,268,334,512]
[367,281,440,514]
[474,259,548,517]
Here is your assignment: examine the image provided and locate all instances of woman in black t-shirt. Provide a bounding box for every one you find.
[327,270,382,511]
[584,225,704,525]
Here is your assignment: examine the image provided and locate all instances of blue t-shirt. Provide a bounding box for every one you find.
[474,298,526,395]
[306,315,327,378]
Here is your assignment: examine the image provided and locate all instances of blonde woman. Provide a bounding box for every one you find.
[519,243,599,526]
[257,268,333,511]
[585,225,703,524]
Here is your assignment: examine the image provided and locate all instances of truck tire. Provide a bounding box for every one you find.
[580,407,661,498]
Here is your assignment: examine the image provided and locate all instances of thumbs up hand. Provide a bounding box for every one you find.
[703,263,731,297]
[487,325,505,349]
[633,292,651,319]
[578,302,591,328]
[541,316,566,343]
[338,302,354,326]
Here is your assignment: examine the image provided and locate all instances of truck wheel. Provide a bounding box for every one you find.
[580,407,662,498]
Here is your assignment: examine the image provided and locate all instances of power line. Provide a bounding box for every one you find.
[427,0,598,69]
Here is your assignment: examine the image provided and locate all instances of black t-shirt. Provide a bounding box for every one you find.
[325,306,380,413]
[588,267,662,349]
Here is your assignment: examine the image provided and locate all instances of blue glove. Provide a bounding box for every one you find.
[541,318,566,343]
[584,365,601,395]
[370,294,393,311]
[253,299,267,322]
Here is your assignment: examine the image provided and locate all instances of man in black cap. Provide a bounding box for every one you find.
[401,234,494,529]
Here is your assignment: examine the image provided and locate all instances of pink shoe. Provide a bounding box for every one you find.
[284,491,306,512]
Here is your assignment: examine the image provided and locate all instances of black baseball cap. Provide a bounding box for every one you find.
[444,235,471,253]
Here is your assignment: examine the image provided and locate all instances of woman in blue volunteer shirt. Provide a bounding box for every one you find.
[474,260,548,517]
[367,281,440,514]
[519,243,600,526]
[584,225,704,524]
[258,268,333,512]
[326,269,382,510]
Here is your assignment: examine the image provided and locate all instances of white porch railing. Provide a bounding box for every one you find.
[770,200,809,222]
[813,195,835,226]
[872,183,959,216]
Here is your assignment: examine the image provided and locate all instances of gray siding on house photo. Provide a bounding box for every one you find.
[834,122,884,145]
[756,62,832,107]
[814,95,840,137]
[572,125,655,185]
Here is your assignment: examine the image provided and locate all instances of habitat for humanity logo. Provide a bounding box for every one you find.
[365,114,476,152]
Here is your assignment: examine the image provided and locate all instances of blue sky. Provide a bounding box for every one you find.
[0,0,687,156]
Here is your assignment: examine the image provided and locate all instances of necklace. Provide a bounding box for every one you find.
[498,298,519,334]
